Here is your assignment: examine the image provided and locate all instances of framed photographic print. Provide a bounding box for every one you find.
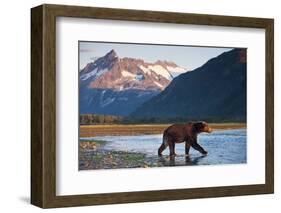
[31,4,274,208]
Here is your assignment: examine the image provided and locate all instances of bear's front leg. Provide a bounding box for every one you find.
[169,142,176,157]
[190,137,207,155]
[191,142,208,155]
[185,141,191,156]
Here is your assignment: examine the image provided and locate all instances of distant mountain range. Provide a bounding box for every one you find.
[79,49,187,115]
[130,48,247,122]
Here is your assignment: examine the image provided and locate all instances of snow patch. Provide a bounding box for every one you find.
[137,91,152,97]
[135,73,144,81]
[139,65,151,75]
[96,68,109,77]
[100,90,107,102]
[80,67,109,80]
[166,66,187,77]
[166,66,186,73]
[148,65,172,80]
[100,98,115,107]
[80,68,98,80]
[153,81,164,89]
[121,70,136,78]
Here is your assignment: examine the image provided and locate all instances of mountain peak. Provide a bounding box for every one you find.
[105,49,118,59]
[155,60,177,67]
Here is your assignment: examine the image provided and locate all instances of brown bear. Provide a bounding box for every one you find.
[158,121,212,157]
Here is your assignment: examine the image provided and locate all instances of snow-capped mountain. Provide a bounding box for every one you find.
[80,49,187,91]
[79,49,187,116]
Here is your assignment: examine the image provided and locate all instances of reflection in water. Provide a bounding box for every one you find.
[157,155,207,166]
[185,155,207,165]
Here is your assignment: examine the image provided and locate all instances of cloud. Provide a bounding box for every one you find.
[80,49,95,53]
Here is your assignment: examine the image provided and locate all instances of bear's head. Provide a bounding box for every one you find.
[193,121,212,133]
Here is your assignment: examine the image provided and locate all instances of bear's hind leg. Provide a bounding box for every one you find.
[158,143,167,156]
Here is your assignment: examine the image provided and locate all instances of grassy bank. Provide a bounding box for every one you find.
[80,123,246,137]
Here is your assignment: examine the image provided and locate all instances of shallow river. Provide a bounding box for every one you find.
[80,129,246,168]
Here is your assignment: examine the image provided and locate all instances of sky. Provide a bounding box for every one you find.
[79,41,233,70]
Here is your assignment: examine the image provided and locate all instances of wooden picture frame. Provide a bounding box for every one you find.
[31,4,274,208]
